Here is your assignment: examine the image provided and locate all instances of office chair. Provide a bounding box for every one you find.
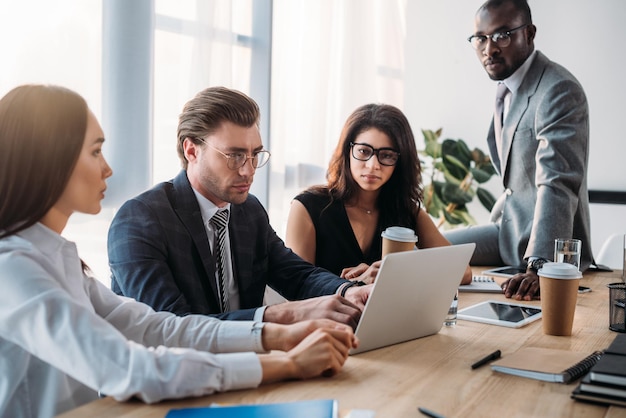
[596,233,625,270]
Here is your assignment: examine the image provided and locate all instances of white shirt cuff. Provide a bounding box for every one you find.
[253,306,267,322]
[216,321,264,353]
[217,352,263,390]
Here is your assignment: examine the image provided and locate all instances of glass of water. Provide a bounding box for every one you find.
[444,289,458,326]
[554,238,582,270]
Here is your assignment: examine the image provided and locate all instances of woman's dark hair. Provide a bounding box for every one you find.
[312,103,423,230]
[176,86,260,169]
[0,84,88,238]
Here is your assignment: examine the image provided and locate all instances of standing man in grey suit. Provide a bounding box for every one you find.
[108,87,369,328]
[445,0,593,300]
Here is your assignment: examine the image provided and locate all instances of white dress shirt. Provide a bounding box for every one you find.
[0,223,264,418]
[192,190,240,310]
[192,188,267,321]
[497,49,537,121]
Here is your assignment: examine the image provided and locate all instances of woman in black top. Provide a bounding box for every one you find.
[286,103,471,285]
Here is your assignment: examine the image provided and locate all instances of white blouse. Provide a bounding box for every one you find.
[0,223,264,418]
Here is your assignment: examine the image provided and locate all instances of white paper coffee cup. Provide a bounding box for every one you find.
[538,262,582,336]
[381,226,417,242]
[381,226,417,258]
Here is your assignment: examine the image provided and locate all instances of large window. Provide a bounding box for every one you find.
[1,0,407,284]
[0,0,107,278]
[0,1,102,108]
[153,0,259,185]
[268,0,407,235]
[0,0,267,284]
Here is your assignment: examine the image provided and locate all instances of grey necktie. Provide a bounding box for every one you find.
[210,209,230,313]
[494,82,509,165]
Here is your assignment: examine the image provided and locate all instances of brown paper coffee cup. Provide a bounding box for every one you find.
[538,262,582,336]
[381,226,417,259]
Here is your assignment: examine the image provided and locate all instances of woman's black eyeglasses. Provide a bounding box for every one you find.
[350,142,399,166]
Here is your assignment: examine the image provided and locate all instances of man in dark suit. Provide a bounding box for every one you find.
[108,87,369,328]
[445,0,593,300]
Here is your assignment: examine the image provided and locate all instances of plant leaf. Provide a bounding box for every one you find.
[453,208,478,225]
[420,128,496,227]
[443,209,464,225]
[444,154,469,178]
[423,183,446,218]
[455,139,473,164]
[470,167,494,183]
[476,187,497,211]
[442,183,473,205]
[421,129,442,158]
[442,170,462,186]
[442,139,470,179]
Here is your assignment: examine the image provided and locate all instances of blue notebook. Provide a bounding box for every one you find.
[166,399,338,418]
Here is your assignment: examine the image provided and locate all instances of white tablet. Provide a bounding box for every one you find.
[482,266,526,278]
[458,300,542,328]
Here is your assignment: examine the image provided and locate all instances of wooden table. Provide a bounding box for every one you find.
[58,269,626,418]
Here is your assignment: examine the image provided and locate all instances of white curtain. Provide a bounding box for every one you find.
[153,0,254,184]
[0,0,102,111]
[269,0,407,236]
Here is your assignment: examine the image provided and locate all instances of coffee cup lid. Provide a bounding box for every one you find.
[537,262,582,279]
[381,226,417,243]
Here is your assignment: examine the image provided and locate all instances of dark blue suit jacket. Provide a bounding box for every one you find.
[108,170,347,320]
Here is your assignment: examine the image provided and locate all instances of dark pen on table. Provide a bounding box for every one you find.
[471,349,501,369]
[418,406,446,418]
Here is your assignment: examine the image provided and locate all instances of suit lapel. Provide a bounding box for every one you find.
[228,202,253,300]
[500,52,548,182]
[171,171,220,300]
[487,122,501,176]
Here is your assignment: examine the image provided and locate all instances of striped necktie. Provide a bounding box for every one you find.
[210,209,230,313]
[494,82,509,166]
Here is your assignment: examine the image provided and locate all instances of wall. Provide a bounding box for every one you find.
[405,0,626,258]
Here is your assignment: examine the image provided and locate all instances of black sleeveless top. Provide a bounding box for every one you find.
[294,191,386,276]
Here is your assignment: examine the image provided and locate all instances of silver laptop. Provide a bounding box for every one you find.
[350,243,475,355]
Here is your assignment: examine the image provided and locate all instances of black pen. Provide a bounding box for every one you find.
[471,349,501,369]
[418,406,446,418]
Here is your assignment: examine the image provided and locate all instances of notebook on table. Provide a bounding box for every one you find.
[583,334,626,386]
[459,275,503,293]
[490,347,602,383]
[166,399,337,417]
[349,243,475,355]
[571,335,626,407]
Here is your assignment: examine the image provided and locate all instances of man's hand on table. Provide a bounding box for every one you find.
[501,269,540,301]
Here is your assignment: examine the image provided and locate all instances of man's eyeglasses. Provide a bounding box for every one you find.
[467,24,529,50]
[350,142,399,166]
[196,138,271,170]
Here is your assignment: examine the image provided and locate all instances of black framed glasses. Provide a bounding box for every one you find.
[467,24,529,50]
[350,142,399,166]
[197,138,271,170]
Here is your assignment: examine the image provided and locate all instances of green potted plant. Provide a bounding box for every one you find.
[419,128,497,228]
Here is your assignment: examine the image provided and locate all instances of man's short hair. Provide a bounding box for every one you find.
[177,86,260,169]
[480,0,532,24]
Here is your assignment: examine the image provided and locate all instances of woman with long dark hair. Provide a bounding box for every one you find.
[0,85,356,417]
[286,103,471,284]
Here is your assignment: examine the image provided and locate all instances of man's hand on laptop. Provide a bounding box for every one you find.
[341,261,381,285]
[343,284,371,310]
[263,295,362,330]
[262,319,358,353]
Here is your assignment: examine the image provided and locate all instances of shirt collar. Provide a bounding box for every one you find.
[191,187,231,225]
[499,49,537,94]
[19,222,74,255]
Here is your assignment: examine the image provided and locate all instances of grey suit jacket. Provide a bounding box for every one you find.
[487,51,593,269]
[108,170,348,320]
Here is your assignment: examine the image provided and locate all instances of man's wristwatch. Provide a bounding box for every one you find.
[527,258,549,273]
